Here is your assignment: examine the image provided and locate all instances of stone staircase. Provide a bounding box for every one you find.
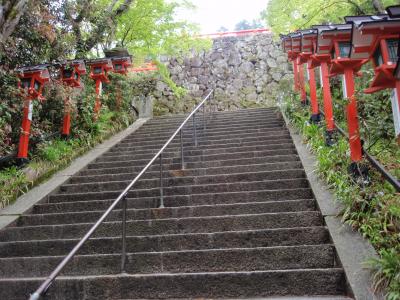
[0,108,353,299]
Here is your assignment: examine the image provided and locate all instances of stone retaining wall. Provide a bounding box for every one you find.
[152,32,292,114]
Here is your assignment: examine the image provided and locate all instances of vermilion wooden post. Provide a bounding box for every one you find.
[62,95,71,136]
[307,61,319,122]
[320,61,335,132]
[17,99,33,159]
[94,80,102,118]
[298,59,307,103]
[344,68,362,162]
[293,60,299,91]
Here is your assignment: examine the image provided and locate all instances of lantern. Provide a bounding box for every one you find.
[16,65,50,164]
[111,56,132,75]
[318,24,368,175]
[59,60,87,137]
[86,58,113,119]
[346,12,400,144]
[60,60,86,88]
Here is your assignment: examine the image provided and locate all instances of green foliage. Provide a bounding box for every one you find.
[114,0,211,59]
[0,106,134,208]
[263,0,399,35]
[282,91,400,298]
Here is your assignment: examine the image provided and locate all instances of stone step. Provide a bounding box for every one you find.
[128,121,285,138]
[116,130,290,147]
[0,245,336,278]
[0,211,323,241]
[59,169,306,194]
[127,122,286,140]
[96,146,297,164]
[86,153,299,172]
[97,146,297,164]
[0,269,347,299]
[48,186,313,205]
[19,199,315,226]
[0,226,329,257]
[107,135,293,154]
[72,161,302,184]
[37,188,313,213]
[79,156,300,178]
[56,179,309,202]
[103,141,295,158]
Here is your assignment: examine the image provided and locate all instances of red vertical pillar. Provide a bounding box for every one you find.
[308,61,319,121]
[344,68,362,162]
[62,96,71,136]
[320,62,335,132]
[293,60,299,92]
[94,80,102,119]
[298,58,307,103]
[17,99,33,160]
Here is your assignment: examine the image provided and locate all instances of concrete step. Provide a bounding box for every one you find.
[19,198,315,226]
[72,161,303,183]
[0,226,329,257]
[0,211,323,241]
[0,245,336,277]
[0,269,346,299]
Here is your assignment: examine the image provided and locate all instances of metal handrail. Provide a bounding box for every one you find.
[29,89,214,300]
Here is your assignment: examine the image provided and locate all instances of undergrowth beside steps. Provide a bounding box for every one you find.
[281,93,399,299]
[0,109,134,209]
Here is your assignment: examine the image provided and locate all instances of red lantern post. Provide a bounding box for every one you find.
[16,65,50,164]
[281,35,300,93]
[310,25,338,144]
[59,60,86,137]
[319,24,368,175]
[299,29,320,122]
[86,58,113,120]
[346,13,400,144]
[291,33,308,104]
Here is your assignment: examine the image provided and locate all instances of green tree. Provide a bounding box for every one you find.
[263,0,398,35]
[234,19,264,31]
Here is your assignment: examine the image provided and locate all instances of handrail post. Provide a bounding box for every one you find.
[193,113,197,147]
[159,153,164,208]
[120,194,128,273]
[180,129,184,169]
[203,104,206,132]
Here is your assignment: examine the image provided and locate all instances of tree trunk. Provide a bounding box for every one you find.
[0,0,28,44]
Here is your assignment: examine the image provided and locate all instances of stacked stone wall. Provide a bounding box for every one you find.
[152,32,292,114]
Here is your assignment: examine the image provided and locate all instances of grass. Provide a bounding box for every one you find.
[281,92,400,299]
[0,109,134,209]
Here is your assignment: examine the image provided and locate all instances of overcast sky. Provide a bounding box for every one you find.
[176,0,268,34]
